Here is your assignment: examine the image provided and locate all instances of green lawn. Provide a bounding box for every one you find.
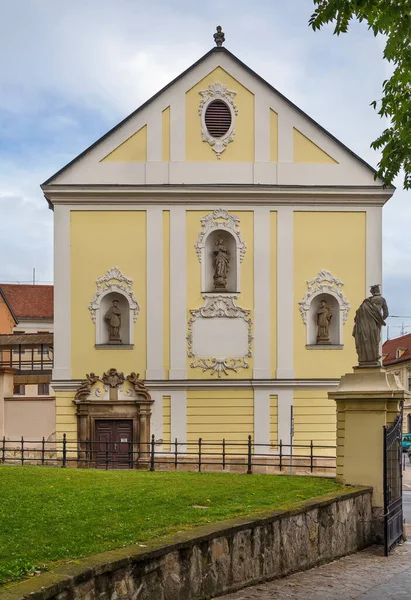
[0,467,347,585]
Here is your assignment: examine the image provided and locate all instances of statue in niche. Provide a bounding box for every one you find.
[104,299,122,343]
[352,285,389,366]
[316,300,332,344]
[213,237,230,290]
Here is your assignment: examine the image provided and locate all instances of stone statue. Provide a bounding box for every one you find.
[317,300,332,344]
[214,25,225,47]
[213,238,230,290]
[352,285,389,366]
[104,299,122,343]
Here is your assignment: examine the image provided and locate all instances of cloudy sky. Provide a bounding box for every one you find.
[0,0,409,337]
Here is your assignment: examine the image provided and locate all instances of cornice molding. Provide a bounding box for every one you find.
[43,185,393,208]
[52,378,340,391]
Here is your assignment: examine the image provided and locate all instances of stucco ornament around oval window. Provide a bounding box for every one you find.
[199,82,238,158]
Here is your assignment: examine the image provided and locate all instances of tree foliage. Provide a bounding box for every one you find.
[309,1,411,188]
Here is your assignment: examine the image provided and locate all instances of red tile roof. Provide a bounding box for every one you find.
[0,285,53,320]
[382,333,411,366]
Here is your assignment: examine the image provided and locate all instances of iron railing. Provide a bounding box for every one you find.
[0,434,336,475]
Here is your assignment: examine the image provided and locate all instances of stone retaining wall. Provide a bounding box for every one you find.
[1,487,372,600]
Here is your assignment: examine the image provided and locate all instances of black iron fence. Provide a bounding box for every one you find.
[0,434,336,475]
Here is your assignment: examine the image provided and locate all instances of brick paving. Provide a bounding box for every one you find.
[221,542,411,599]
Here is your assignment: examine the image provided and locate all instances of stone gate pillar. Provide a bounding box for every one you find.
[329,367,411,540]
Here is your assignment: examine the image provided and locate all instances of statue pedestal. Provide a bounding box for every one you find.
[329,367,410,540]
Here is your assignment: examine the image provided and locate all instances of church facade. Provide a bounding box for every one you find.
[42,34,394,463]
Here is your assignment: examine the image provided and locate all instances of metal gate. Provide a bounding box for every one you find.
[383,410,403,556]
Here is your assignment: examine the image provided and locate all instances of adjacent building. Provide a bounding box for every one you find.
[383,334,411,432]
[0,284,55,443]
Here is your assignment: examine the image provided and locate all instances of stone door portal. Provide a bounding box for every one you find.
[95,419,133,469]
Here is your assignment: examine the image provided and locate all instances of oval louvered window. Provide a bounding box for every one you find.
[205,100,232,138]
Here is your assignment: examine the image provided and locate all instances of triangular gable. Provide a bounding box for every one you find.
[101,126,147,162]
[42,47,388,190]
[294,129,338,164]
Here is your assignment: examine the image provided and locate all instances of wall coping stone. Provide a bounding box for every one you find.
[0,486,372,600]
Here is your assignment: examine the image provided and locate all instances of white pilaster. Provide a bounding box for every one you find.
[53,206,71,380]
[170,390,187,450]
[146,111,162,162]
[254,95,270,163]
[277,113,293,163]
[170,207,187,379]
[277,207,294,378]
[277,389,293,445]
[146,207,164,379]
[253,207,271,378]
[366,207,382,294]
[170,94,185,162]
[253,389,270,447]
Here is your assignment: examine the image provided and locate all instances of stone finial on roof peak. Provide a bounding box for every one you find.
[214,25,225,47]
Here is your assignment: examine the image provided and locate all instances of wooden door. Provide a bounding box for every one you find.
[95,420,133,468]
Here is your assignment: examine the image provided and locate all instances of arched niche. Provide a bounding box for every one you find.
[98,291,130,346]
[88,266,140,348]
[307,293,341,346]
[195,209,246,295]
[205,229,238,293]
[298,270,350,349]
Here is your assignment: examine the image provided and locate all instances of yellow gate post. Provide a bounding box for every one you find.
[329,367,410,540]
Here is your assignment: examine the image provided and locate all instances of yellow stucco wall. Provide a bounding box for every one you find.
[187,390,254,450]
[162,395,171,451]
[293,390,336,456]
[293,129,338,164]
[101,126,147,162]
[270,109,278,163]
[294,211,366,378]
[186,66,254,162]
[270,395,278,446]
[55,390,77,448]
[162,107,170,162]
[186,210,254,379]
[270,211,277,377]
[163,211,170,378]
[70,211,146,379]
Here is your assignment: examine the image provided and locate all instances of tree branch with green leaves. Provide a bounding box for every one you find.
[309,0,411,188]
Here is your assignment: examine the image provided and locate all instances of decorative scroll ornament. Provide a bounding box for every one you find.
[74,373,100,401]
[199,82,237,158]
[88,266,140,323]
[298,269,350,324]
[126,372,152,401]
[74,369,152,402]
[187,295,253,378]
[194,209,246,262]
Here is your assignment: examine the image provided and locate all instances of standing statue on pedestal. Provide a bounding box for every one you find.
[352,285,389,366]
[213,238,230,290]
[104,299,122,344]
[317,300,332,344]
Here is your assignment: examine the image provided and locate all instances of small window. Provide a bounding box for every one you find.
[13,384,25,396]
[205,100,232,138]
[12,348,25,355]
[38,383,49,395]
